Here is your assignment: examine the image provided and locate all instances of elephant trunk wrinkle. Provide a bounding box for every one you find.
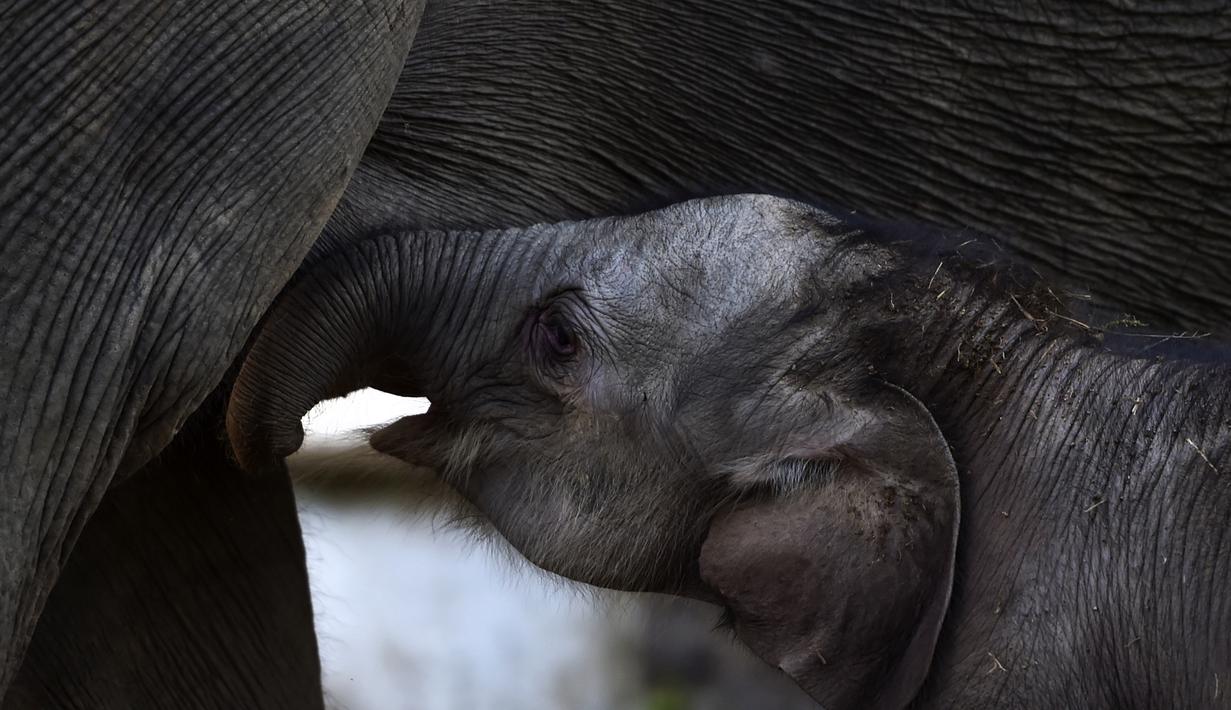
[227,234,424,473]
[225,227,543,473]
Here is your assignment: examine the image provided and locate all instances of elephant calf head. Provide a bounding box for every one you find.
[227,194,960,709]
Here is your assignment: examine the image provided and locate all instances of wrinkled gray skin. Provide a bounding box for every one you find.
[7,1,1231,707]
[0,1,425,706]
[231,195,1231,709]
[328,0,1231,334]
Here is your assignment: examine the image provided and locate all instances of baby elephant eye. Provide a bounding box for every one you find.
[531,308,578,361]
[543,319,576,356]
[524,293,587,372]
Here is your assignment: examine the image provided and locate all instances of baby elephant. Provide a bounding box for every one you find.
[228,195,1230,709]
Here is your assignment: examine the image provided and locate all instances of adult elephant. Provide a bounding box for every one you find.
[5,0,1231,708]
[326,0,1231,333]
[0,1,426,706]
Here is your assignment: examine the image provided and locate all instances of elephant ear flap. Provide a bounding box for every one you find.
[700,383,960,710]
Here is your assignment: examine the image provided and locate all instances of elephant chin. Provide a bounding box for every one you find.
[368,411,450,472]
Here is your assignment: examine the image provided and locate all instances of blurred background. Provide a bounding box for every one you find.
[291,389,818,710]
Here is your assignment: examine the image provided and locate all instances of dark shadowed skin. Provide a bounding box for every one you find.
[5,394,320,710]
[230,195,1231,709]
[0,1,424,704]
[321,0,1231,335]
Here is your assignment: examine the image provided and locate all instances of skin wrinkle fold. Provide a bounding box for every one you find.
[927,341,1228,705]
[904,321,1057,691]
[128,121,332,438]
[19,0,290,477]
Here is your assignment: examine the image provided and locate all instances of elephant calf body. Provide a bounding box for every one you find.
[229,195,1230,709]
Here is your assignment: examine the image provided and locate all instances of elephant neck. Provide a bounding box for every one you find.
[867,264,1231,706]
[864,253,1095,420]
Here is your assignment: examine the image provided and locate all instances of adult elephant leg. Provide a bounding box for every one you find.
[0,0,424,693]
[4,396,320,710]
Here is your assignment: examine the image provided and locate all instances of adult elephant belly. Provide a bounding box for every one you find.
[320,0,1231,335]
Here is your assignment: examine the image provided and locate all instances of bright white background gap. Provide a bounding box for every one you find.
[300,388,430,440]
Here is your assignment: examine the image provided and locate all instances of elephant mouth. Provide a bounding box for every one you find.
[369,409,449,473]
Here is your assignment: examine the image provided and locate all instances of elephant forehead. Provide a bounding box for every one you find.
[643,194,836,265]
[582,196,833,311]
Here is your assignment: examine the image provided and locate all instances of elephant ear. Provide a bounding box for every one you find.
[700,382,959,710]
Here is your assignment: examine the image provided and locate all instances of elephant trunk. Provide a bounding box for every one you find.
[226,230,506,473]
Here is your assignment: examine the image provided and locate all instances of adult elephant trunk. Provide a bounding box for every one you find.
[227,229,530,473]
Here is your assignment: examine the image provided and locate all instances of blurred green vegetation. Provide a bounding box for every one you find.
[645,686,690,710]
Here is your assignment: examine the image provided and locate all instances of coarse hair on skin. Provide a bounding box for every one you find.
[831,207,1216,357]
[288,439,497,549]
[288,438,454,507]
[775,203,1125,383]
[838,210,1231,364]
[288,436,619,604]
[844,212,1073,312]
[414,412,734,594]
